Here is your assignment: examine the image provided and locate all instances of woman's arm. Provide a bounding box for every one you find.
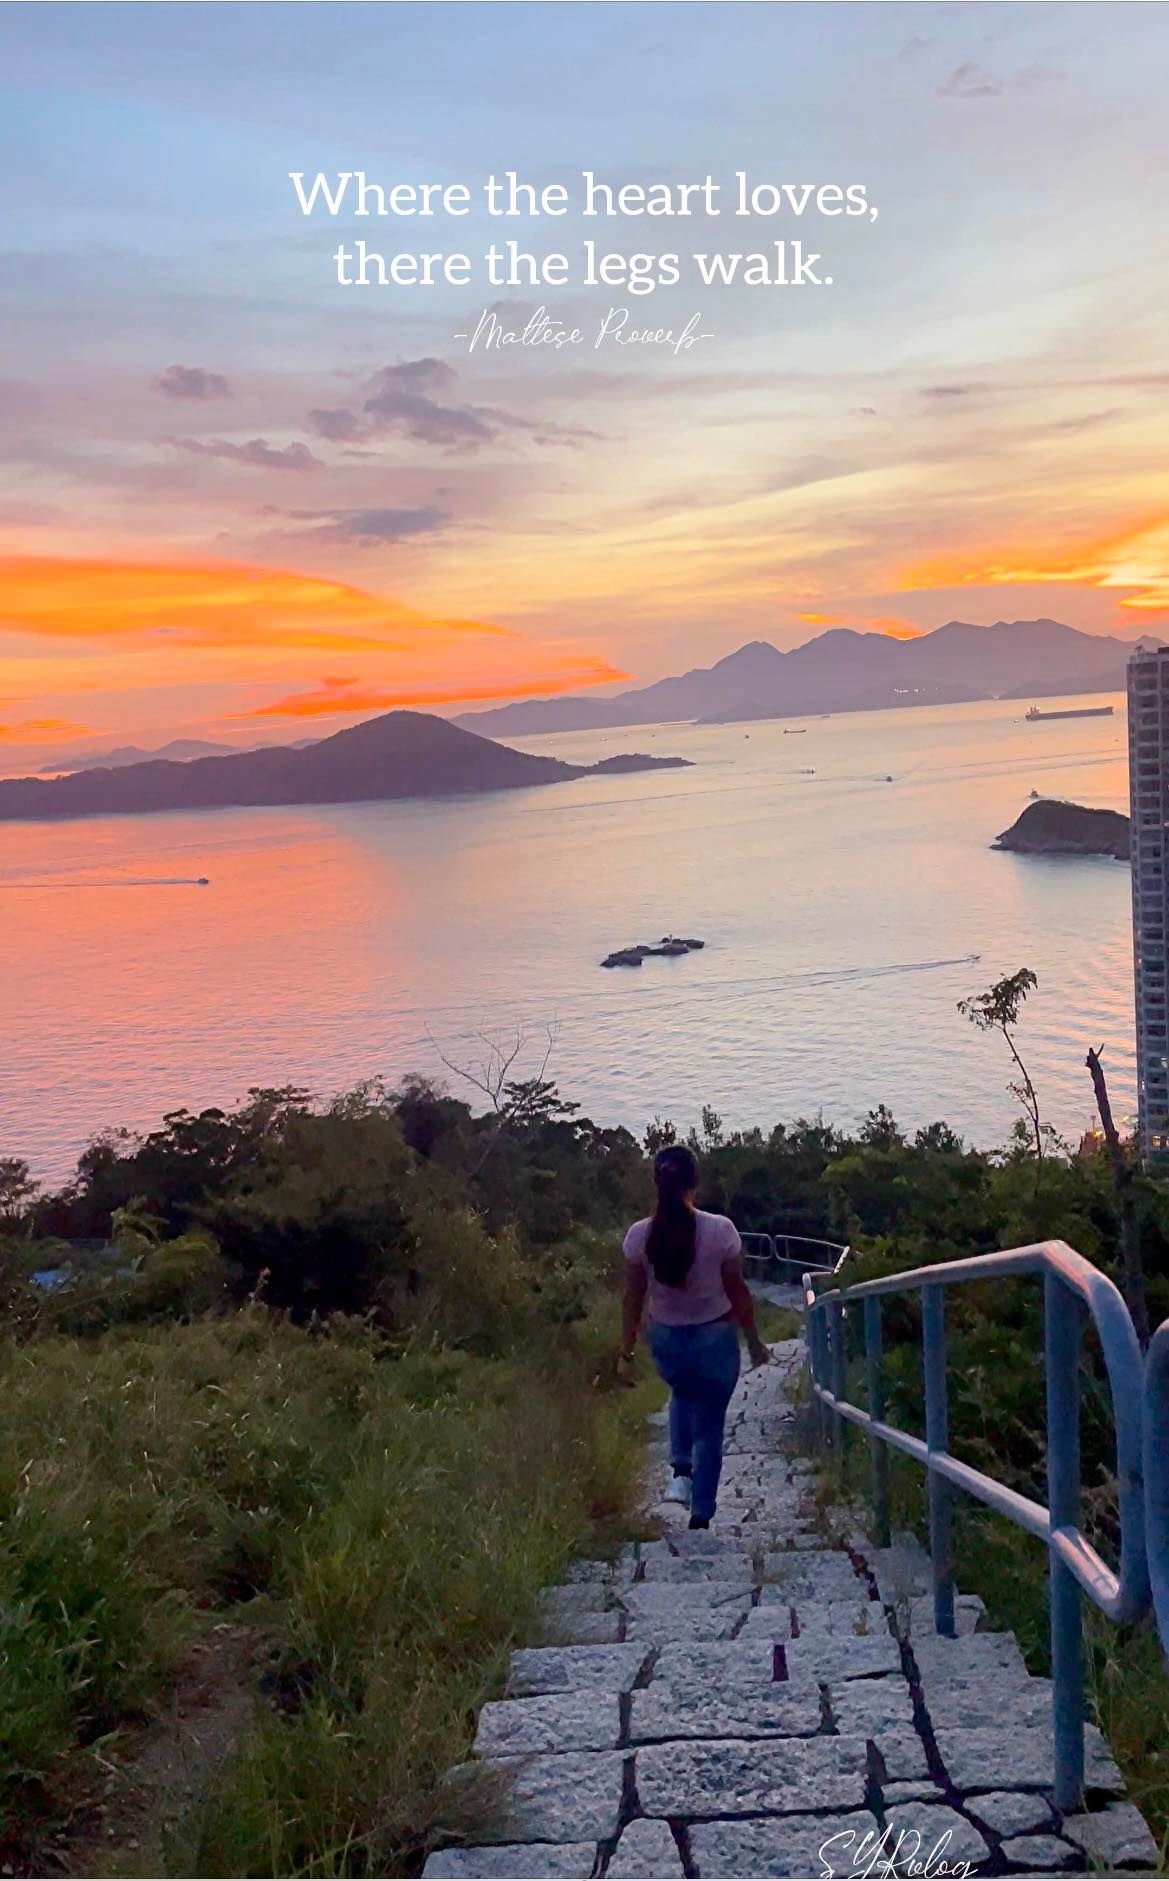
[621,1262,648,1361]
[722,1258,771,1367]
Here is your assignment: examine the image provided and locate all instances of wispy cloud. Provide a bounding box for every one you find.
[234,657,630,720]
[166,437,320,472]
[286,504,451,544]
[308,357,602,454]
[152,364,230,401]
[899,515,1169,611]
[0,554,522,650]
[938,57,1063,100]
[0,715,93,742]
[938,61,1003,99]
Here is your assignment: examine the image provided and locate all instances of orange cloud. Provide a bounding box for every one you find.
[234,663,631,720]
[899,516,1169,612]
[0,717,92,743]
[0,554,522,652]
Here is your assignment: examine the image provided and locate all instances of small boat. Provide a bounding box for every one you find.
[783,728,807,735]
[196,876,210,885]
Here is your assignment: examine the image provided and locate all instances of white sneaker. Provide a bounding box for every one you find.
[663,1473,693,1506]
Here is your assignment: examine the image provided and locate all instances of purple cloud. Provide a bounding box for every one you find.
[166,436,320,470]
[153,364,230,400]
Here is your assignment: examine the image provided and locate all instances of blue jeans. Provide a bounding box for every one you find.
[648,1318,741,1522]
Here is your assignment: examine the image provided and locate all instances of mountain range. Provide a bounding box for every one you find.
[0,713,686,822]
[453,618,1135,736]
[39,737,240,774]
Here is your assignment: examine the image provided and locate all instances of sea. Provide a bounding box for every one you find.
[0,692,1134,1183]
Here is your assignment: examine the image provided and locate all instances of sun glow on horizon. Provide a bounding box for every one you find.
[898,516,1169,614]
[0,554,631,741]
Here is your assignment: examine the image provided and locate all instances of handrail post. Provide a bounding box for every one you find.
[1045,1272,1085,1811]
[922,1284,955,1636]
[865,1295,891,1548]
[815,1307,830,1448]
[830,1299,847,1472]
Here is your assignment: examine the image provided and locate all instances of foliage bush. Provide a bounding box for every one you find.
[5,1077,1169,1870]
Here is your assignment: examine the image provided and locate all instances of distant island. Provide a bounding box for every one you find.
[0,714,691,823]
[39,737,241,775]
[993,799,1130,860]
[452,617,1131,737]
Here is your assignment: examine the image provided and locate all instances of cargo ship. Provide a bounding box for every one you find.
[1025,704,1114,722]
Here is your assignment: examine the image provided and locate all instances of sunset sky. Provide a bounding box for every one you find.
[2,0,1168,756]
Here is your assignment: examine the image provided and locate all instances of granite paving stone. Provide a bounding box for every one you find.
[964,1790,1055,1838]
[829,1677,916,1731]
[623,1605,750,1643]
[473,1692,621,1758]
[650,1640,778,1687]
[790,1597,891,1638]
[636,1733,869,1817]
[868,1725,932,1782]
[910,1631,1029,1684]
[689,1812,883,1879]
[540,1584,611,1614]
[935,1726,1123,1794]
[605,1818,684,1878]
[639,1552,757,1582]
[534,1610,624,1646]
[620,1580,753,1612]
[882,1780,946,1804]
[629,1678,823,1742]
[421,1843,598,1878]
[999,1834,1079,1870]
[882,1803,992,1872]
[783,1632,902,1681]
[1063,1801,1159,1869]
[895,1593,985,1638]
[506,1644,650,1697]
[481,1749,626,1843]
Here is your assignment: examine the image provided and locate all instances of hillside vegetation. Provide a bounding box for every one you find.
[3,1078,1169,1871]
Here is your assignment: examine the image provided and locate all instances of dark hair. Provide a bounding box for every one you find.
[646,1144,699,1287]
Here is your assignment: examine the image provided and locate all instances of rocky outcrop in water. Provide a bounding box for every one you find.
[993,800,1129,859]
[601,936,706,969]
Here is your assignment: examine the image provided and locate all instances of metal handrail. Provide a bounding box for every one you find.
[802,1240,1149,1813]
[740,1231,848,1285]
[1144,1319,1169,1655]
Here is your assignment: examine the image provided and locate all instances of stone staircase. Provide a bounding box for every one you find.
[422,1339,1160,1878]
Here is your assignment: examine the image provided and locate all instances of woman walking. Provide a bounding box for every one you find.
[619,1144,771,1528]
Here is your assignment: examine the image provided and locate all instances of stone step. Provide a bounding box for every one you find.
[422,1338,1158,1880]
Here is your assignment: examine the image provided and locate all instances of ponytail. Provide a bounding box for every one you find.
[646,1144,699,1287]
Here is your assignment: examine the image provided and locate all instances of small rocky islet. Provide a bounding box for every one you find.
[993,799,1129,860]
[601,935,705,969]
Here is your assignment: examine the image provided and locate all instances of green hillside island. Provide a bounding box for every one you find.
[0,713,689,821]
[3,1069,1169,1874]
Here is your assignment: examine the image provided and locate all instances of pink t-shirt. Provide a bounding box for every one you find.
[623,1209,742,1326]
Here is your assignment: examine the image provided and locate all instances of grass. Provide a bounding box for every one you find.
[753,1301,801,1344]
[0,1298,655,1877]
